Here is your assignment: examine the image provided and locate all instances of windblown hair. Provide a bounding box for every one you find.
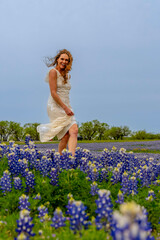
[45,49,73,84]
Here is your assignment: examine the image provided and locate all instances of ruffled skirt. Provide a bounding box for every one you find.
[37,115,76,142]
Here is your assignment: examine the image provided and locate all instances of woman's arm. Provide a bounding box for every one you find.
[49,69,74,116]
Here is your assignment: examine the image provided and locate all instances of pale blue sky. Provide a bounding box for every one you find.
[0,0,160,132]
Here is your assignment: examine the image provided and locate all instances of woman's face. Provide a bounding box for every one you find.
[57,53,69,70]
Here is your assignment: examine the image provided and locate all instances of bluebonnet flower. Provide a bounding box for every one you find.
[99,168,108,182]
[25,134,32,145]
[18,194,30,211]
[82,149,94,161]
[119,148,127,154]
[9,140,15,148]
[0,170,12,195]
[68,155,76,169]
[95,189,113,231]
[50,149,58,168]
[66,195,75,216]
[121,171,130,195]
[136,169,141,179]
[112,146,118,152]
[34,159,40,171]
[132,168,140,179]
[60,149,73,170]
[90,181,99,196]
[140,165,152,187]
[25,171,35,192]
[38,205,50,222]
[79,157,88,173]
[52,152,61,170]
[50,148,56,157]
[49,167,59,186]
[67,200,91,234]
[101,148,109,161]
[130,176,138,195]
[33,193,41,200]
[46,149,52,158]
[115,190,124,204]
[15,209,35,239]
[8,152,21,176]
[146,190,156,201]
[28,140,37,151]
[19,159,29,177]
[111,167,121,184]
[39,156,51,177]
[36,150,43,160]
[0,142,8,158]
[51,207,66,229]
[38,230,43,236]
[28,149,37,170]
[15,232,30,240]
[101,148,119,168]
[13,177,23,190]
[22,148,31,163]
[88,167,99,182]
[60,151,76,170]
[153,179,160,186]
[111,201,154,240]
[74,147,83,166]
[67,193,73,200]
[147,158,160,182]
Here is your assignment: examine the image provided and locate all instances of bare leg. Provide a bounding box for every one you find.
[58,132,69,155]
[68,124,78,156]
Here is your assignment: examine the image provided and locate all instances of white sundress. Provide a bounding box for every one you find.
[37,68,77,142]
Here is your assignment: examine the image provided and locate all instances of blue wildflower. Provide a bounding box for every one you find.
[40,156,51,177]
[130,176,138,195]
[13,177,23,190]
[90,181,99,196]
[33,193,41,200]
[111,167,121,184]
[0,170,12,195]
[15,209,35,239]
[99,168,108,182]
[88,167,99,182]
[25,134,32,145]
[67,200,91,234]
[38,205,50,222]
[95,189,113,231]
[115,190,124,204]
[146,190,156,201]
[51,207,66,229]
[111,201,155,240]
[49,167,59,186]
[121,171,130,195]
[18,194,30,211]
[25,171,35,192]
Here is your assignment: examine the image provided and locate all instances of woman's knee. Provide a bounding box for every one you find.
[69,124,78,136]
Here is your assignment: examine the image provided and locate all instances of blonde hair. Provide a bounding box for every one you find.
[45,49,73,83]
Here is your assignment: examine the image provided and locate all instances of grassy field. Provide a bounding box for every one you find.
[1,138,160,147]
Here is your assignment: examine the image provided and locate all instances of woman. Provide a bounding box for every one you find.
[37,49,78,156]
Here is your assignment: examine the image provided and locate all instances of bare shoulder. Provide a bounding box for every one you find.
[49,68,57,78]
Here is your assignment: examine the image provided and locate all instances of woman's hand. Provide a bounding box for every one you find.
[64,106,74,116]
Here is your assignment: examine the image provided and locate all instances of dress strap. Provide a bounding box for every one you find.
[54,68,70,80]
[54,68,60,75]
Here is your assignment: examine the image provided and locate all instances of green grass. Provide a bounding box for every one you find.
[91,148,160,154]
[127,149,160,154]
[2,139,160,145]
